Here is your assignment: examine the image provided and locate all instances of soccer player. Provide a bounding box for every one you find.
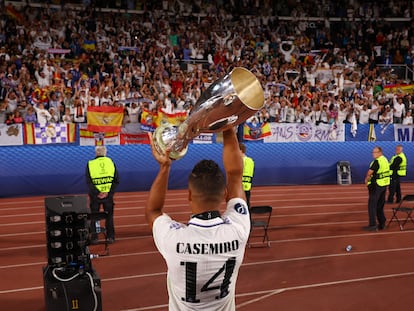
[146,127,250,310]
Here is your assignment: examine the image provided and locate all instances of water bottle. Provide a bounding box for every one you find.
[346,245,352,252]
[95,220,101,234]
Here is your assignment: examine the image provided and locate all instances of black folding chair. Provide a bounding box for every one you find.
[387,194,414,231]
[248,205,272,248]
[88,211,110,256]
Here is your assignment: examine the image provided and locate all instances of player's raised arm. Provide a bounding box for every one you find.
[145,133,172,229]
[222,127,245,202]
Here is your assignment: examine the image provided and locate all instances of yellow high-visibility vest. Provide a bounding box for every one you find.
[390,152,407,177]
[242,156,254,191]
[368,155,390,187]
[88,157,115,193]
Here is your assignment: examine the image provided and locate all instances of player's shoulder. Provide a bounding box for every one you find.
[153,213,186,231]
[225,198,249,217]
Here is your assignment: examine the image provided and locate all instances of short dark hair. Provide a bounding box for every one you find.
[239,143,246,153]
[188,160,225,197]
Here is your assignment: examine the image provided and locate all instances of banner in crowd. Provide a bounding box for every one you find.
[87,106,124,133]
[193,133,215,144]
[264,122,345,143]
[24,123,76,144]
[140,109,188,132]
[0,124,24,146]
[345,123,414,142]
[79,123,120,146]
[393,124,414,142]
[47,48,71,54]
[118,46,139,52]
[243,122,271,141]
[120,123,149,144]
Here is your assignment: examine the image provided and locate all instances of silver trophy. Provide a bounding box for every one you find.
[153,67,264,160]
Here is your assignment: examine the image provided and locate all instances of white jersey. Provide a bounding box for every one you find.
[152,198,250,311]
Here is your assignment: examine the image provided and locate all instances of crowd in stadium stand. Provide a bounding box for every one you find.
[0,0,413,129]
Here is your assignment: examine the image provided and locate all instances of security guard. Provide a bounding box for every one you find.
[86,146,119,243]
[239,143,255,208]
[364,146,390,231]
[387,145,407,204]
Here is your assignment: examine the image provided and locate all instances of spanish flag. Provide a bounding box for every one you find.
[6,5,24,24]
[243,122,271,140]
[79,124,118,145]
[140,108,159,131]
[87,106,124,133]
[140,109,188,130]
[158,110,188,127]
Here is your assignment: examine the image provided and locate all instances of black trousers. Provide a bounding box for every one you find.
[90,197,115,240]
[367,185,387,227]
[387,175,402,203]
[245,190,251,208]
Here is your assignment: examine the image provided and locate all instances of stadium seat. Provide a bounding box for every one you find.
[248,205,272,248]
[386,194,414,230]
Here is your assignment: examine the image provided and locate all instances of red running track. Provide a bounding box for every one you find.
[1,184,414,310]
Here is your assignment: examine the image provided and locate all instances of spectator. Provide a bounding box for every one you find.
[24,105,37,124]
[33,102,52,126]
[402,110,413,125]
[49,107,60,124]
[5,112,15,125]
[0,0,413,136]
[61,107,74,124]
[12,109,24,124]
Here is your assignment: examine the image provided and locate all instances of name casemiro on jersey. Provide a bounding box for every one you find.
[176,240,240,254]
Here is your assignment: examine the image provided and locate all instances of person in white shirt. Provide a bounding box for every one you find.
[392,96,406,124]
[126,102,141,123]
[369,100,380,123]
[402,110,413,125]
[356,104,373,124]
[337,102,349,124]
[285,101,296,123]
[34,69,50,89]
[379,105,393,124]
[146,127,249,311]
[33,102,51,126]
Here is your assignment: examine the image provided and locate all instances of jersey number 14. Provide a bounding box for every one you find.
[181,257,236,303]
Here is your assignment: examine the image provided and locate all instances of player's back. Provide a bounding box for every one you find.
[153,199,250,311]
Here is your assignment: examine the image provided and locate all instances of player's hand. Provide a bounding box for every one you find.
[148,132,172,166]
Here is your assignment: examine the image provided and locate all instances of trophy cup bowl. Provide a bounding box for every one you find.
[153,67,264,160]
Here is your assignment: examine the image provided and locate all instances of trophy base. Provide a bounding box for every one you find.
[153,124,188,160]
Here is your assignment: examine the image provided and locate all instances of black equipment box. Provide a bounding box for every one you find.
[44,196,91,267]
[43,265,102,311]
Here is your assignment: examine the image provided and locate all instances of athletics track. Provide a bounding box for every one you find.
[1,184,414,310]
